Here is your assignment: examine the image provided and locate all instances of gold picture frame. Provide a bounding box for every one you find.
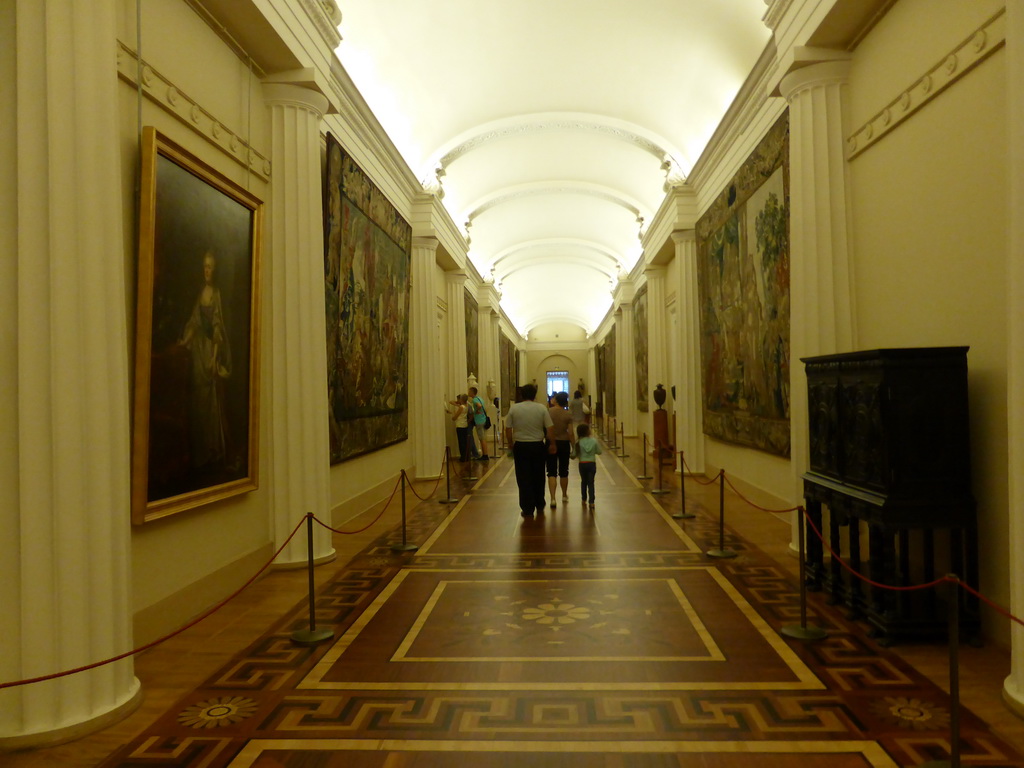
[131,126,263,524]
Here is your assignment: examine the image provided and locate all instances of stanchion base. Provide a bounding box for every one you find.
[672,512,696,519]
[440,497,459,504]
[636,474,653,480]
[618,452,630,458]
[649,488,671,495]
[706,548,737,559]
[463,475,479,482]
[290,627,335,646]
[391,543,419,552]
[780,623,827,641]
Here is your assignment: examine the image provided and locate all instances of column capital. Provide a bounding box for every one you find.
[263,70,333,114]
[645,264,667,279]
[779,57,851,101]
[412,235,440,253]
[670,230,696,246]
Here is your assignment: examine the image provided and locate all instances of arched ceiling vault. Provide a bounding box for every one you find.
[336,1,773,336]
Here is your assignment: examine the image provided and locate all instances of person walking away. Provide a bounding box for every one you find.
[575,423,602,508]
[468,386,489,460]
[568,390,588,433]
[504,383,555,517]
[449,394,474,461]
[547,391,574,507]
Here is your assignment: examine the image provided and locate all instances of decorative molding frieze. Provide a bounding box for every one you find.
[117,43,270,181]
[327,58,423,204]
[847,9,1005,160]
[762,0,794,33]
[298,0,342,49]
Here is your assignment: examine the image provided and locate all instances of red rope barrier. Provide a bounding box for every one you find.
[0,513,310,691]
[678,453,719,485]
[406,451,449,501]
[722,474,801,514]
[313,472,404,535]
[959,581,1024,629]
[800,508,952,593]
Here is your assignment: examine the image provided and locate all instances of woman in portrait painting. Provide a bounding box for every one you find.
[180,250,231,471]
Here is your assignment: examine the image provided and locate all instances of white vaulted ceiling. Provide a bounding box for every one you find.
[335,1,772,337]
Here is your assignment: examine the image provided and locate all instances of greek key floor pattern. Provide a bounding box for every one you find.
[97,447,1024,767]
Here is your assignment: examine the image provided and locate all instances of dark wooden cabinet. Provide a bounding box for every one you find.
[801,347,978,644]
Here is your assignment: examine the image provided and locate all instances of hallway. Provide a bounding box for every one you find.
[8,437,1024,767]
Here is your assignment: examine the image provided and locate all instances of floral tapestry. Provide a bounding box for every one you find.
[465,289,479,383]
[633,285,649,413]
[324,134,412,463]
[499,331,516,415]
[695,113,790,457]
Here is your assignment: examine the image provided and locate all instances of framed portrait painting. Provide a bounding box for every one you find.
[131,127,263,524]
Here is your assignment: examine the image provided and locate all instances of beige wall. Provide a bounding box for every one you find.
[119,0,275,621]
[847,0,1010,633]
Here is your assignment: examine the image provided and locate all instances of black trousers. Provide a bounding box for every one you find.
[513,441,547,514]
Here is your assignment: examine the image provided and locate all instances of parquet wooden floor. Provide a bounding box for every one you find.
[4,437,1024,767]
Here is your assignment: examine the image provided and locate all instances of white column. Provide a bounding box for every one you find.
[673,231,705,474]
[263,83,334,566]
[445,271,468,396]
[646,267,668,439]
[779,60,856,545]
[616,302,636,436]
[1004,0,1024,717]
[0,0,140,746]
[410,238,444,478]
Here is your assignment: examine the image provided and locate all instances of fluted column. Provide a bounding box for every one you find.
[646,267,668,439]
[672,231,705,474]
[263,83,334,565]
[1005,0,1024,717]
[410,238,444,478]
[445,271,468,396]
[780,60,856,546]
[616,301,636,436]
[0,0,140,746]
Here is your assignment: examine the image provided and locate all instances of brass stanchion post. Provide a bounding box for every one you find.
[291,514,335,646]
[440,446,458,504]
[781,507,827,640]
[650,440,670,495]
[391,470,419,552]
[463,431,479,482]
[637,433,652,479]
[921,575,980,768]
[706,470,736,558]
[672,450,695,519]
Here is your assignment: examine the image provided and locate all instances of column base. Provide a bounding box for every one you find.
[1004,675,1024,720]
[0,678,142,751]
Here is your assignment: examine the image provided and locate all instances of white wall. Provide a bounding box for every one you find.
[119,1,275,630]
[846,0,1010,633]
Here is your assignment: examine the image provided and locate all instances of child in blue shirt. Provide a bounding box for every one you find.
[575,423,602,506]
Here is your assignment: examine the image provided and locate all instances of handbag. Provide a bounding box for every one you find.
[485,415,492,429]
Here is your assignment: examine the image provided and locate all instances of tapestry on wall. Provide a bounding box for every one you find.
[695,113,790,457]
[324,133,412,463]
[499,331,516,415]
[465,289,479,383]
[604,326,617,418]
[633,285,649,413]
